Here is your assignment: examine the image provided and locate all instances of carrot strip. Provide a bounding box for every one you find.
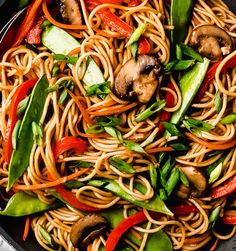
[42,0,87,30]
[130,229,142,240]
[184,132,236,150]
[210,239,219,251]
[146,146,174,154]
[184,232,210,244]
[23,216,31,241]
[88,102,138,116]
[13,168,89,191]
[87,244,93,251]
[87,99,117,112]
[67,90,93,126]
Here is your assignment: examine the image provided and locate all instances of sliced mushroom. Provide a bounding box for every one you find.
[70,214,107,249]
[176,184,191,199]
[114,55,162,103]
[58,0,82,25]
[179,166,207,197]
[189,25,233,60]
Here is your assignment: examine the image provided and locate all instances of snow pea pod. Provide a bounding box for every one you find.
[7,75,49,191]
[88,179,173,216]
[0,191,61,217]
[170,0,195,54]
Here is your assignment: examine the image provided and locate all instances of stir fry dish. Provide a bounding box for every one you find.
[0,0,236,250]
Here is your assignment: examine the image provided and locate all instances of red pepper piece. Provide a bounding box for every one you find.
[222,211,236,225]
[26,16,45,45]
[128,0,142,6]
[4,79,37,163]
[211,175,236,199]
[99,0,122,2]
[85,0,151,54]
[52,136,87,160]
[105,211,161,251]
[170,204,198,215]
[12,0,43,47]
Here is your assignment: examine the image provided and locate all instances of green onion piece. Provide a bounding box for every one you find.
[53,54,78,64]
[104,126,123,143]
[32,121,43,146]
[109,157,135,174]
[214,91,223,113]
[179,43,203,62]
[51,63,60,77]
[161,156,175,179]
[64,180,84,189]
[176,44,183,60]
[166,168,180,196]
[126,23,148,47]
[159,188,167,200]
[178,168,189,187]
[209,163,223,184]
[220,113,236,124]
[169,143,189,151]
[164,60,178,72]
[25,43,38,53]
[130,42,138,58]
[46,79,68,93]
[149,164,158,190]
[86,125,104,134]
[18,0,31,9]
[66,160,93,169]
[164,60,195,72]
[183,117,214,131]
[162,122,183,137]
[135,100,166,122]
[96,116,122,127]
[123,140,146,154]
[209,206,221,228]
[17,95,30,117]
[159,172,167,189]
[59,80,74,105]
[206,153,227,175]
[40,19,51,29]
[38,225,55,248]
[85,81,110,98]
[12,120,21,150]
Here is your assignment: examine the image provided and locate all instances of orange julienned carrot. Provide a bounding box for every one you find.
[88,102,138,116]
[184,132,236,150]
[42,0,87,30]
[87,244,93,251]
[23,216,31,241]
[14,168,89,191]
[146,146,174,154]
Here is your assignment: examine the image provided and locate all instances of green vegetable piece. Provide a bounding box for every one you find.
[209,163,223,184]
[169,58,210,125]
[220,113,236,124]
[183,117,214,132]
[149,164,158,190]
[0,191,61,216]
[66,160,93,169]
[209,206,221,228]
[214,91,223,113]
[41,25,105,86]
[169,143,189,151]
[178,168,189,187]
[109,157,135,174]
[7,75,49,191]
[32,121,43,146]
[179,43,203,62]
[39,225,56,248]
[12,120,21,150]
[64,180,84,189]
[96,116,122,127]
[161,157,175,179]
[53,54,79,64]
[159,188,167,201]
[130,42,138,58]
[40,19,51,29]
[126,23,148,47]
[17,95,30,116]
[162,122,183,137]
[59,80,74,105]
[86,125,105,134]
[170,0,195,54]
[88,179,173,215]
[170,59,196,71]
[135,100,166,122]
[18,0,31,9]
[104,126,124,143]
[166,168,180,196]
[123,140,146,154]
[206,153,227,175]
[176,44,183,60]
[51,63,60,77]
[85,81,110,97]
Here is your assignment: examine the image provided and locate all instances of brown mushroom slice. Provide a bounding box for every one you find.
[114,55,162,103]
[179,166,207,197]
[70,214,108,248]
[189,25,233,60]
[59,0,82,25]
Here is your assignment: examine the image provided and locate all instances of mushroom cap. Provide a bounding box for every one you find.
[189,24,234,60]
[114,55,162,103]
[70,214,107,248]
[180,166,207,197]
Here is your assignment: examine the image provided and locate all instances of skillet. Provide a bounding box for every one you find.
[0,0,236,250]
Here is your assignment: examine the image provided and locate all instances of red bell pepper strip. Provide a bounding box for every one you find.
[170,204,198,215]
[52,136,87,160]
[194,54,236,102]
[48,174,100,212]
[12,0,43,47]
[26,16,45,45]
[4,79,37,163]
[211,175,236,199]
[158,82,175,134]
[128,0,142,6]
[99,0,122,2]
[85,0,150,54]
[105,210,161,251]
[222,211,236,225]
